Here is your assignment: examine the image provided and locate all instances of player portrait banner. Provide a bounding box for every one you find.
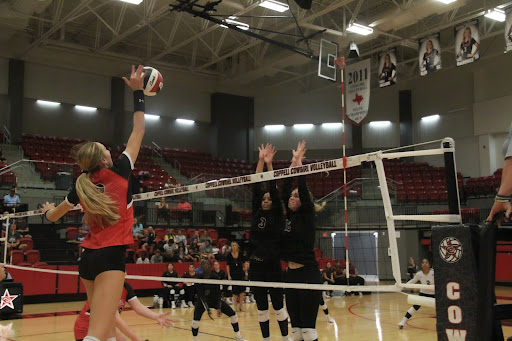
[344,58,371,125]
[432,225,479,340]
[378,49,397,88]
[455,20,480,66]
[419,33,442,76]
[505,9,512,53]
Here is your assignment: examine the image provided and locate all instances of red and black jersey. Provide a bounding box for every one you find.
[66,152,134,249]
[74,282,136,340]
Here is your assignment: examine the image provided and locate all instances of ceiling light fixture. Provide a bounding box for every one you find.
[485,8,506,22]
[264,124,285,130]
[369,121,391,127]
[176,118,195,124]
[118,0,143,4]
[37,100,61,106]
[293,124,314,129]
[75,105,97,112]
[259,0,289,12]
[421,114,440,122]
[144,114,160,120]
[221,19,250,30]
[346,23,373,36]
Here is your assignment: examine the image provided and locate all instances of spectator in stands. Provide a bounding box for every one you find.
[177,197,192,210]
[199,230,212,246]
[175,229,187,245]
[151,249,163,263]
[181,264,196,307]
[0,264,13,282]
[6,223,27,253]
[322,261,335,298]
[189,230,200,245]
[15,218,31,238]
[201,239,214,259]
[161,263,185,308]
[164,228,175,243]
[1,211,10,232]
[333,260,344,285]
[132,218,143,238]
[138,170,150,180]
[487,123,512,223]
[156,197,170,223]
[188,238,200,262]
[3,189,20,213]
[125,249,135,264]
[136,252,150,264]
[164,177,176,189]
[139,226,156,250]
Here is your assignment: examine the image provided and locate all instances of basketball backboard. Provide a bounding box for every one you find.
[318,38,338,81]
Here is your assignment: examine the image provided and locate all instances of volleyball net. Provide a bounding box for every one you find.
[0,137,463,299]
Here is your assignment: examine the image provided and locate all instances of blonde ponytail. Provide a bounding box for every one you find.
[74,142,120,228]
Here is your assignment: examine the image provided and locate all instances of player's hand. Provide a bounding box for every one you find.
[122,65,146,91]
[41,202,55,213]
[291,140,306,165]
[263,144,276,164]
[155,312,174,327]
[487,201,512,224]
[258,144,266,160]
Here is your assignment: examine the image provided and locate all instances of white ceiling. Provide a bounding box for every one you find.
[0,0,509,89]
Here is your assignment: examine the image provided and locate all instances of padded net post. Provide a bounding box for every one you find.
[442,139,460,216]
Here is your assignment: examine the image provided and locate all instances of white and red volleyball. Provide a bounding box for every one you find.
[143,66,163,96]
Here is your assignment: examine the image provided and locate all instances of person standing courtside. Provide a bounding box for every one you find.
[42,65,147,341]
[250,143,291,341]
[282,141,325,341]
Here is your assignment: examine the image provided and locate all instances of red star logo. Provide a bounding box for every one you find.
[0,289,18,310]
[353,93,363,105]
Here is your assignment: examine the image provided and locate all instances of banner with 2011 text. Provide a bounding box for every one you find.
[344,58,370,125]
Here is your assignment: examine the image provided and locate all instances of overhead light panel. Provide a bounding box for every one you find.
[75,105,97,112]
[369,121,391,127]
[485,8,506,22]
[37,100,61,106]
[118,0,143,4]
[421,114,440,122]
[346,23,373,36]
[221,19,250,30]
[259,0,289,12]
[176,118,195,124]
[435,0,456,3]
[264,124,285,130]
[144,114,160,120]
[293,124,314,129]
[322,122,342,128]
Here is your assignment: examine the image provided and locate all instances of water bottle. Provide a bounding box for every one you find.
[153,295,159,308]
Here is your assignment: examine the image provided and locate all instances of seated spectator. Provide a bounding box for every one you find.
[164,228,175,243]
[188,238,200,262]
[3,189,20,213]
[156,198,170,223]
[175,229,187,245]
[136,252,150,264]
[132,218,144,238]
[6,224,27,253]
[161,263,185,308]
[198,230,212,246]
[0,264,13,282]
[138,170,150,180]
[200,240,214,259]
[14,218,31,238]
[177,197,192,210]
[164,177,176,189]
[338,258,365,295]
[333,260,344,284]
[189,230,200,245]
[322,261,335,298]
[151,249,163,263]
[1,211,10,232]
[125,249,136,264]
[139,226,156,250]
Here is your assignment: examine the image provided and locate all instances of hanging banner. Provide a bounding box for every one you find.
[378,49,397,88]
[345,58,371,125]
[506,9,512,53]
[419,33,442,76]
[455,20,480,66]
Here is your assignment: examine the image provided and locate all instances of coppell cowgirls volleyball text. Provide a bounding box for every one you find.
[273,160,337,178]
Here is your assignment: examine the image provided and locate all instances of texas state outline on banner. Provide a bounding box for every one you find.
[344,58,371,125]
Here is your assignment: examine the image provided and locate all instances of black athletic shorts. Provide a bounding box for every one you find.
[79,245,127,281]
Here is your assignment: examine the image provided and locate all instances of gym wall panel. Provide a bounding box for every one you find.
[474,95,512,136]
[0,57,8,95]
[362,122,400,149]
[0,95,7,128]
[24,63,111,109]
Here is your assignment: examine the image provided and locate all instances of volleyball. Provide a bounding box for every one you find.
[143,66,163,96]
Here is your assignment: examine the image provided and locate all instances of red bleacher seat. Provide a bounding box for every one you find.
[20,237,33,251]
[154,228,166,240]
[66,227,79,241]
[18,262,32,267]
[26,250,41,265]
[32,262,48,267]
[10,250,24,265]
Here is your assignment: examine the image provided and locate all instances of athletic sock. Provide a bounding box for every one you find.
[192,327,199,336]
[232,323,240,333]
[259,320,270,338]
[83,337,100,341]
[278,318,289,336]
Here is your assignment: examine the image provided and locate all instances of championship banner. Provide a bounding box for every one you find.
[344,58,370,125]
[505,9,512,53]
[455,20,480,66]
[378,49,397,88]
[419,33,442,76]
[433,225,479,340]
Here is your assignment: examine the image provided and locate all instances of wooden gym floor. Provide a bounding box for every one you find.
[1,287,512,340]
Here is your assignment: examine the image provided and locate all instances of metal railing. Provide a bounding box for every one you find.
[1,126,11,144]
